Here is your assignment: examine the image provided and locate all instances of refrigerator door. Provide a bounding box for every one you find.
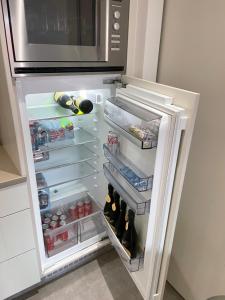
[102,75,199,300]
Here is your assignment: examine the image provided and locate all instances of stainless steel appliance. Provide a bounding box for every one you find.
[2,0,129,76]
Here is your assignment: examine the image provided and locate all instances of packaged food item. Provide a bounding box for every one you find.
[36,173,47,189]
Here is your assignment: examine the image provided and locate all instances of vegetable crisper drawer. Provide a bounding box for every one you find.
[103,144,153,192]
[104,96,160,149]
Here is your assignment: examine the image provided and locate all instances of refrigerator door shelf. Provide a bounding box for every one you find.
[33,128,97,156]
[104,96,160,149]
[103,163,150,215]
[103,143,153,192]
[35,144,98,173]
[43,194,104,257]
[102,214,144,273]
[36,162,99,190]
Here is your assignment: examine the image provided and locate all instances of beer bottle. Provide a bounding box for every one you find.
[73,96,93,114]
[109,190,120,227]
[104,184,114,218]
[115,200,127,241]
[122,209,137,258]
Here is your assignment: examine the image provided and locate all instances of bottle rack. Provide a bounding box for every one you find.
[103,163,150,215]
[42,193,105,257]
[103,144,153,192]
[104,97,160,150]
[102,214,144,272]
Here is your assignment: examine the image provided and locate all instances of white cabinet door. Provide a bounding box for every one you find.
[0,250,40,300]
[0,209,35,263]
[0,182,30,217]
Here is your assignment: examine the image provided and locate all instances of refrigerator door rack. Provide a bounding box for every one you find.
[103,163,150,215]
[103,143,154,192]
[34,144,98,173]
[102,214,144,273]
[104,97,160,149]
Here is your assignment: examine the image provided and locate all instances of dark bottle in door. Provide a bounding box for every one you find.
[122,209,137,258]
[115,200,127,241]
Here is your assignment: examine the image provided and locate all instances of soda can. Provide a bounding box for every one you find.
[56,209,63,217]
[84,199,92,216]
[69,204,77,220]
[42,223,49,231]
[52,215,59,222]
[44,229,54,252]
[77,201,84,219]
[59,221,68,241]
[50,220,58,230]
[107,131,119,154]
[60,214,67,221]
[44,212,53,219]
[43,217,51,225]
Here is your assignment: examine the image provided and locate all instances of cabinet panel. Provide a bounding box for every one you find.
[0,250,40,300]
[0,182,30,217]
[0,209,35,263]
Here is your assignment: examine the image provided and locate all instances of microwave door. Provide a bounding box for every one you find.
[6,0,108,62]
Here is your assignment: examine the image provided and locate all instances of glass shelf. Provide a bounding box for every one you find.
[36,161,98,190]
[35,144,98,173]
[103,163,150,215]
[104,97,160,149]
[27,104,97,122]
[33,128,97,157]
[103,144,153,192]
[102,215,144,272]
[41,193,103,257]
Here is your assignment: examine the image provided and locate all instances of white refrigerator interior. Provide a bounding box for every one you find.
[16,74,199,300]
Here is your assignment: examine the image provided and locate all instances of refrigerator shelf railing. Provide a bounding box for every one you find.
[102,214,144,272]
[34,144,98,173]
[103,163,150,215]
[36,161,98,190]
[42,193,104,257]
[104,97,160,149]
[33,128,97,157]
[103,144,153,192]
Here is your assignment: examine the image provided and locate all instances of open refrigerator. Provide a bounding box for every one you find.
[16,74,199,300]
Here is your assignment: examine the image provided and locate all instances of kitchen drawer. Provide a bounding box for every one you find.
[0,249,40,300]
[0,209,35,263]
[0,182,30,217]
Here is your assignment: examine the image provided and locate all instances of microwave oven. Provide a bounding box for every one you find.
[1,0,130,76]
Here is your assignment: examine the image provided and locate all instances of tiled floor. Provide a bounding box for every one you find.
[22,250,183,300]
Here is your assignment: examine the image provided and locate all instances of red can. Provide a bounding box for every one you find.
[50,220,58,230]
[44,229,54,252]
[77,201,84,219]
[59,221,68,241]
[45,213,53,219]
[84,199,92,216]
[69,204,77,220]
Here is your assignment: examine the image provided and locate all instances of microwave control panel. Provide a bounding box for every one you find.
[111,3,122,52]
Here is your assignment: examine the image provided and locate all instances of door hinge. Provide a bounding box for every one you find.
[103,77,127,88]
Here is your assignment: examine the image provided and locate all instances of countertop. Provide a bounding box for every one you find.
[0,146,26,189]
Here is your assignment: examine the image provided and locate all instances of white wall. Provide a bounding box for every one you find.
[157,1,225,299]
